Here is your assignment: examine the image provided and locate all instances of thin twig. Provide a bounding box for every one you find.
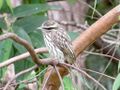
[0,33,41,66]
[0,47,48,68]
[54,65,64,90]
[82,68,115,80]
[42,67,53,90]
[84,51,120,61]
[95,30,120,90]
[17,67,48,85]
[1,68,47,90]
[3,65,38,90]
[60,63,107,90]
[56,20,88,30]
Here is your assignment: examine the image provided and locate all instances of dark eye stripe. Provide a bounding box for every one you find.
[43,27,58,30]
[43,27,53,30]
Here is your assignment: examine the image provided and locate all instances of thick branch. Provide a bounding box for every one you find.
[57,20,120,61]
[73,5,120,56]
[44,5,120,90]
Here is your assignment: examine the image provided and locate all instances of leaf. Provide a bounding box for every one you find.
[26,71,36,80]
[14,15,47,33]
[112,73,120,90]
[118,61,120,72]
[63,77,74,90]
[29,30,49,58]
[67,0,77,4]
[29,30,45,48]
[13,4,62,17]
[12,26,33,53]
[0,0,3,9]
[119,16,120,21]
[17,83,26,90]
[15,58,34,80]
[0,18,6,29]
[5,0,13,13]
[0,39,12,78]
[0,39,12,61]
[12,26,35,79]
[31,0,41,3]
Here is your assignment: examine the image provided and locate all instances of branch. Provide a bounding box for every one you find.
[0,47,48,68]
[42,67,53,90]
[54,65,64,90]
[57,20,120,62]
[60,63,107,90]
[3,65,38,90]
[2,68,48,90]
[84,51,120,61]
[0,33,41,66]
[44,5,120,90]
[0,32,59,67]
[82,68,115,80]
[73,5,120,56]
[42,65,68,90]
[56,20,87,30]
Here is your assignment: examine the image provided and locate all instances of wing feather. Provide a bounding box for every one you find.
[51,28,76,64]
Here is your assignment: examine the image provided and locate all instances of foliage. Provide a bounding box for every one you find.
[63,77,74,90]
[0,0,47,84]
[85,0,119,90]
[112,73,120,90]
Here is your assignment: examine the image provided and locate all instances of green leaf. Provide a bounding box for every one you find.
[63,77,74,90]
[0,0,3,9]
[14,15,47,33]
[12,26,35,78]
[5,0,11,7]
[13,26,32,45]
[26,71,36,80]
[67,0,77,4]
[0,39,12,61]
[112,73,120,90]
[118,61,120,72]
[5,0,13,13]
[17,83,26,90]
[118,16,120,21]
[0,18,6,29]
[15,58,34,81]
[29,30,49,58]
[0,39,12,78]
[29,30,45,48]
[13,4,62,17]
[12,26,33,53]
[13,42,27,53]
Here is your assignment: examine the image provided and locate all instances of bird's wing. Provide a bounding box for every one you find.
[52,28,76,64]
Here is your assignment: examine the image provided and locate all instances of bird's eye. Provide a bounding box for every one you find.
[43,27,53,30]
[47,28,53,30]
[43,26,58,30]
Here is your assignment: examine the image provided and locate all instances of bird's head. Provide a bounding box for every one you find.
[37,20,58,32]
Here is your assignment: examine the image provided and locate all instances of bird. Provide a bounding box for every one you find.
[37,20,76,64]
